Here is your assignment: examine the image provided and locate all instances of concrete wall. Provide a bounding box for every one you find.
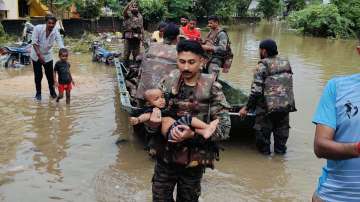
[3,0,18,19]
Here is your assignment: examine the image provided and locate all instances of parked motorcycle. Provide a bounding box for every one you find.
[91,41,120,65]
[0,43,32,68]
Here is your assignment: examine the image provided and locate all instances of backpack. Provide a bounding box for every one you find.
[260,58,297,114]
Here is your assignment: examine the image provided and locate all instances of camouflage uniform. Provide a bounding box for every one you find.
[152,71,231,201]
[135,40,177,99]
[246,56,296,154]
[122,2,144,66]
[135,40,178,156]
[203,28,229,78]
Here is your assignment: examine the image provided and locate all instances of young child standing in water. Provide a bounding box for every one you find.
[53,48,75,104]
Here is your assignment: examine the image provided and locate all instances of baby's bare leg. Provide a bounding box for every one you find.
[195,119,219,139]
[191,117,210,129]
[161,117,176,138]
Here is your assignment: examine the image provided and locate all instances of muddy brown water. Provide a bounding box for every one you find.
[0,23,359,202]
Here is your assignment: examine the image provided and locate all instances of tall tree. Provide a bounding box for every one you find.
[236,0,252,16]
[257,0,281,20]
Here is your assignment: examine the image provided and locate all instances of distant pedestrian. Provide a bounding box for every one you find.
[122,0,144,67]
[151,22,167,43]
[180,18,201,41]
[31,14,65,101]
[53,48,74,104]
[179,16,189,30]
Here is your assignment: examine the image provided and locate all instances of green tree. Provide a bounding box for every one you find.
[332,0,360,37]
[192,0,247,19]
[139,0,167,23]
[284,0,306,12]
[163,0,192,20]
[215,0,238,19]
[73,0,105,19]
[288,4,354,38]
[236,0,252,16]
[257,0,281,20]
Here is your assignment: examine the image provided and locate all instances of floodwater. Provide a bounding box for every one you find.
[0,23,359,202]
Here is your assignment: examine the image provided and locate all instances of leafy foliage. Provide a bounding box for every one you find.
[105,0,126,17]
[284,0,306,12]
[139,0,168,23]
[215,0,238,19]
[73,0,105,19]
[236,0,252,16]
[192,0,251,19]
[332,0,360,38]
[0,23,5,37]
[257,0,281,20]
[163,0,192,20]
[288,4,354,38]
[41,0,253,21]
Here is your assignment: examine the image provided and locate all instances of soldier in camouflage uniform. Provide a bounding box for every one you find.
[202,16,231,79]
[239,39,296,155]
[151,40,231,201]
[122,0,144,67]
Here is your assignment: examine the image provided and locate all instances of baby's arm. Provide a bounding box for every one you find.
[129,113,151,125]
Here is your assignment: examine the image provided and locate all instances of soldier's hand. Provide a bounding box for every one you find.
[201,45,212,51]
[170,125,194,143]
[239,107,248,118]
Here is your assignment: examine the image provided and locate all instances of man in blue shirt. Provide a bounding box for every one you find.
[312,43,360,201]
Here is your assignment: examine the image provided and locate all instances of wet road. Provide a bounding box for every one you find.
[0,23,359,201]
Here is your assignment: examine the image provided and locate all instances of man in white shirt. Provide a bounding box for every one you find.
[31,15,64,101]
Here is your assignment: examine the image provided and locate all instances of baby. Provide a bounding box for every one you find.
[129,88,219,140]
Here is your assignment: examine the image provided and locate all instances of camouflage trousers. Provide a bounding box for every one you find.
[152,159,204,202]
[205,58,222,79]
[253,112,290,154]
[123,38,140,65]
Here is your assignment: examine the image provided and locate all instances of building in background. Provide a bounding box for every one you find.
[0,0,7,19]
[2,0,49,19]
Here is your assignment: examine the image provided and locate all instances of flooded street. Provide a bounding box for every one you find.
[0,23,359,201]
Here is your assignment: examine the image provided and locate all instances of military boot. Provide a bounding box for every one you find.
[274,144,287,155]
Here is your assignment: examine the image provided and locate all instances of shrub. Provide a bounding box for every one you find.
[288,4,354,38]
[163,0,192,20]
[74,0,105,19]
[0,23,5,37]
[285,0,306,12]
[332,0,360,38]
[139,0,167,23]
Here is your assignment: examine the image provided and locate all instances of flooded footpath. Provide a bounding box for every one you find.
[0,23,359,202]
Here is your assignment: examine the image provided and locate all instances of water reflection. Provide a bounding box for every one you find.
[94,83,153,202]
[31,103,75,180]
